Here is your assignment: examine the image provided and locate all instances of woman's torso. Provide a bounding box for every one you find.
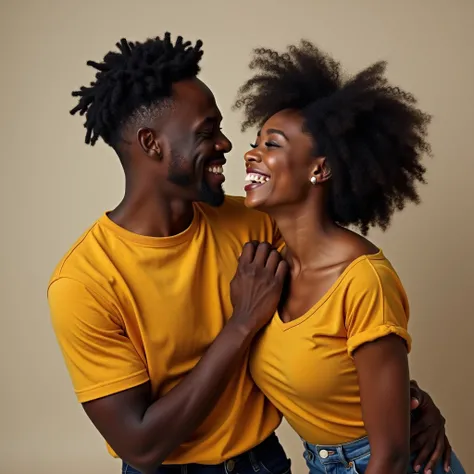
[249,250,411,445]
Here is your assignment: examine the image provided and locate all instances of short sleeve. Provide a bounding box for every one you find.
[345,260,411,358]
[48,277,149,403]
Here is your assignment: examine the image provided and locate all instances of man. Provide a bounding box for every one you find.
[48,33,451,474]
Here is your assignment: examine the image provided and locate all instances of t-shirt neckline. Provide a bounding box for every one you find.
[99,204,201,248]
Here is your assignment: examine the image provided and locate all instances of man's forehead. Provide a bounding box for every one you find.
[160,79,222,134]
[173,79,217,109]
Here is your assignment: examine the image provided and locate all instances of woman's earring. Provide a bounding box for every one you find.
[310,176,317,185]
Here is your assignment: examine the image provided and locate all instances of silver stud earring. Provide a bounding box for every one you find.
[310,176,317,185]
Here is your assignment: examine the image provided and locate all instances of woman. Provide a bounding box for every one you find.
[233,41,465,474]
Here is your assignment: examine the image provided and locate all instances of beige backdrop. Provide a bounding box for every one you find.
[1,0,473,472]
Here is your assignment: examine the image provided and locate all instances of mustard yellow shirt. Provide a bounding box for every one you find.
[48,196,282,465]
[250,251,411,445]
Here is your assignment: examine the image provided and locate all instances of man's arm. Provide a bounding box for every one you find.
[83,320,256,472]
[409,380,451,473]
[50,242,287,474]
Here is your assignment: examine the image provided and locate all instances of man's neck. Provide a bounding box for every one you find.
[109,187,195,238]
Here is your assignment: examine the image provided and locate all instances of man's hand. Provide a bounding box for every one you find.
[230,241,288,335]
[410,380,451,473]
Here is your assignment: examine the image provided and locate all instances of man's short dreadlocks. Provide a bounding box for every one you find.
[234,40,431,234]
[70,33,203,148]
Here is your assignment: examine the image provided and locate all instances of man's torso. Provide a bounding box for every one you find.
[48,196,282,464]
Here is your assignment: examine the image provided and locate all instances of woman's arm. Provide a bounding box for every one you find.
[354,334,410,474]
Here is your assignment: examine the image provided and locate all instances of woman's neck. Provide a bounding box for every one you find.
[268,201,340,274]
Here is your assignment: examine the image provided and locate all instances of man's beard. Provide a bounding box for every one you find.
[168,156,225,207]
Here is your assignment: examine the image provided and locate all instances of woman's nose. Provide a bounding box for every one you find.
[244,149,261,164]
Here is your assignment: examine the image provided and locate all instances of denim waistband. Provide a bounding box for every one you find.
[123,432,287,474]
[303,436,370,467]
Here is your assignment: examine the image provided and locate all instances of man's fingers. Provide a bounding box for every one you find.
[253,242,272,266]
[413,439,436,473]
[240,241,258,262]
[410,384,423,408]
[423,431,445,474]
[443,435,452,473]
[265,249,282,272]
[275,260,289,283]
[411,397,421,410]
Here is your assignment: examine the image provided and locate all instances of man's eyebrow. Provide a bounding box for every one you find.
[201,115,223,126]
[194,116,221,133]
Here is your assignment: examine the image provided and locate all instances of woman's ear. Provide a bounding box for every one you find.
[309,157,332,184]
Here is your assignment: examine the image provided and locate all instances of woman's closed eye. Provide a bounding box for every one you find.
[250,141,281,149]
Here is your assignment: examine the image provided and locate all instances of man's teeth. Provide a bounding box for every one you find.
[206,165,223,174]
[245,173,270,184]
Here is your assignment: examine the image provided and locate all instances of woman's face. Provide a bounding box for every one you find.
[244,109,321,211]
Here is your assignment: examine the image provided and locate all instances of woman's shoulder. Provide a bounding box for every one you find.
[342,250,404,299]
[341,229,380,261]
[329,229,395,285]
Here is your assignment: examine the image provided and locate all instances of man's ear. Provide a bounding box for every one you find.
[309,157,332,184]
[137,127,163,160]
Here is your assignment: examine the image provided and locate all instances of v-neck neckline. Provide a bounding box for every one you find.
[275,249,384,331]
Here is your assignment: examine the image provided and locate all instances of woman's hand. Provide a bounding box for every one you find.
[410,380,451,473]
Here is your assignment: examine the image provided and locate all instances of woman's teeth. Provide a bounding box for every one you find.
[245,173,270,184]
[206,165,223,174]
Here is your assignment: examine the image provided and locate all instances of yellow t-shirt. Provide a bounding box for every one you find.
[48,196,282,465]
[249,251,411,445]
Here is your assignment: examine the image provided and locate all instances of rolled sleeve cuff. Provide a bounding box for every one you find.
[347,325,412,358]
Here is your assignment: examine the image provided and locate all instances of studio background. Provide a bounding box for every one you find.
[1,1,473,472]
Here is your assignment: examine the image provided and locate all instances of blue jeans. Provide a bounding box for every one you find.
[122,433,291,473]
[303,436,465,474]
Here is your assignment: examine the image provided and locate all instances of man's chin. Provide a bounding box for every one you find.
[199,184,225,207]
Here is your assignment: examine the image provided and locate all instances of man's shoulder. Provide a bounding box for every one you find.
[197,195,279,245]
[49,218,107,288]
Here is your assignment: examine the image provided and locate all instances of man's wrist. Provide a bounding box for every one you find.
[225,314,257,341]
